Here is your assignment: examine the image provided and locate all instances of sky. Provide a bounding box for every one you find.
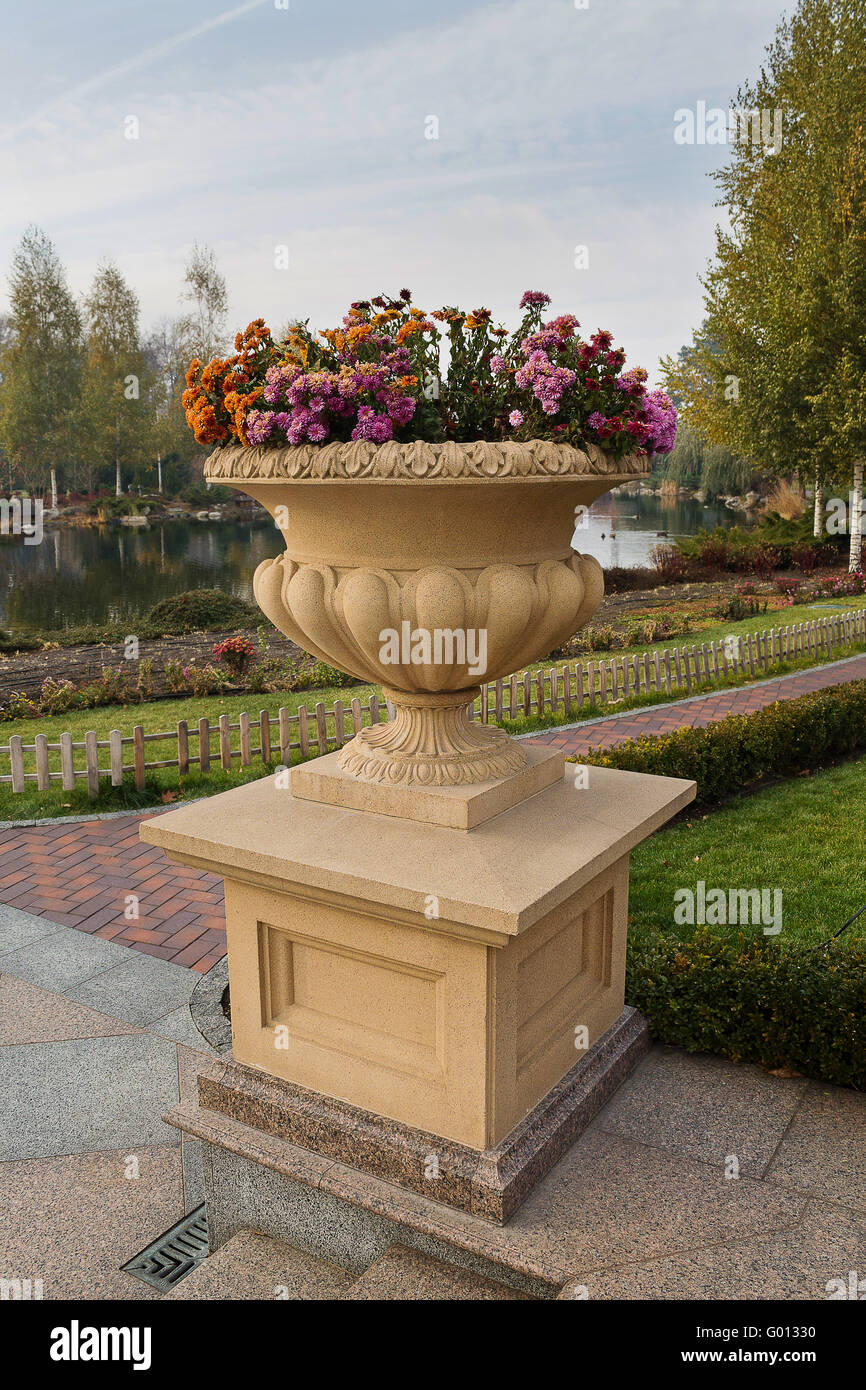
[0,0,791,381]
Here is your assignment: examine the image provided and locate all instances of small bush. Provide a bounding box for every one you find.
[649,543,687,583]
[712,586,769,621]
[306,660,359,689]
[581,680,866,804]
[695,534,729,569]
[791,543,819,575]
[749,543,781,580]
[0,629,41,654]
[603,566,657,593]
[146,589,261,635]
[213,635,257,676]
[627,930,865,1089]
[38,677,76,716]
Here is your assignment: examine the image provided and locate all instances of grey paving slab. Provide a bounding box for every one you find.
[149,1003,215,1051]
[764,1082,866,1212]
[501,1129,806,1275]
[0,1145,184,1299]
[593,1045,808,1176]
[0,903,65,956]
[565,1201,866,1301]
[0,1033,182,1160]
[343,1244,531,1300]
[0,974,140,1045]
[0,926,131,993]
[165,1229,354,1301]
[64,952,197,1027]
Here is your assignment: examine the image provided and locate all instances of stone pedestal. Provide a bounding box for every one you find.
[143,762,694,1222]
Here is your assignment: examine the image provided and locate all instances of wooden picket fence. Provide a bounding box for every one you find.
[2,607,865,798]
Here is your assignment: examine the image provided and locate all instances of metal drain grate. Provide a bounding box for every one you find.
[122,1206,210,1290]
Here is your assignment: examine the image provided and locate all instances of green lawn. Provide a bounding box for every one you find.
[0,683,379,821]
[525,593,866,672]
[1,595,863,821]
[629,754,866,948]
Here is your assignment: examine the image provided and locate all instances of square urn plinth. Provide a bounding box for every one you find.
[142,765,694,1168]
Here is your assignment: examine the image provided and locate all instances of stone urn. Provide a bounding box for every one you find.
[205,439,649,786]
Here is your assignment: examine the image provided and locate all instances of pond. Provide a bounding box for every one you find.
[0,493,743,632]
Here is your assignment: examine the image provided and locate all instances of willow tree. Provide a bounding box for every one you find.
[663,0,866,563]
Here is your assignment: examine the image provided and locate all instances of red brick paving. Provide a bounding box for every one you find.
[0,811,225,972]
[1,655,864,969]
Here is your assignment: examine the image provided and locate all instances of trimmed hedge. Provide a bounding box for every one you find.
[627,930,865,1089]
[582,680,866,803]
[582,683,866,1086]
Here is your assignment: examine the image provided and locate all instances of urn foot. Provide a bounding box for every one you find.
[337,687,528,787]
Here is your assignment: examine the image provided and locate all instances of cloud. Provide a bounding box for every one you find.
[0,0,778,377]
[0,0,270,142]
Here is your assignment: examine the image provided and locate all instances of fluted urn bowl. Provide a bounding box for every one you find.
[205,439,649,785]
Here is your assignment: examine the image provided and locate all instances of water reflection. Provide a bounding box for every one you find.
[0,494,748,631]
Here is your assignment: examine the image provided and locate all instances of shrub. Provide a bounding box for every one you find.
[0,629,41,654]
[581,680,866,804]
[749,543,782,580]
[212,635,257,676]
[648,543,687,583]
[164,659,229,696]
[791,543,819,575]
[146,589,261,634]
[1,691,40,721]
[306,660,359,689]
[627,930,865,1089]
[712,588,768,621]
[604,566,657,593]
[38,677,76,716]
[695,534,729,569]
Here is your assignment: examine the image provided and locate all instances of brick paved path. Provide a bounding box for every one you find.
[1,653,864,969]
[525,653,866,757]
[0,813,225,972]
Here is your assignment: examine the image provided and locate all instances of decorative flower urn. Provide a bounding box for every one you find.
[205,438,649,786]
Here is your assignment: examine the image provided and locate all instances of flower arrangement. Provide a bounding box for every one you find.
[183,290,677,459]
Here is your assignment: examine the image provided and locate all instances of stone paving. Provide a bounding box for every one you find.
[0,653,864,968]
[0,902,213,1299]
[1,900,863,1300]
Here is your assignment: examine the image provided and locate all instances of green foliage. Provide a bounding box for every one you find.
[145,589,261,634]
[0,227,82,493]
[627,930,865,1088]
[658,426,758,500]
[307,660,360,689]
[0,628,41,653]
[712,588,769,620]
[582,679,866,804]
[662,0,866,505]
